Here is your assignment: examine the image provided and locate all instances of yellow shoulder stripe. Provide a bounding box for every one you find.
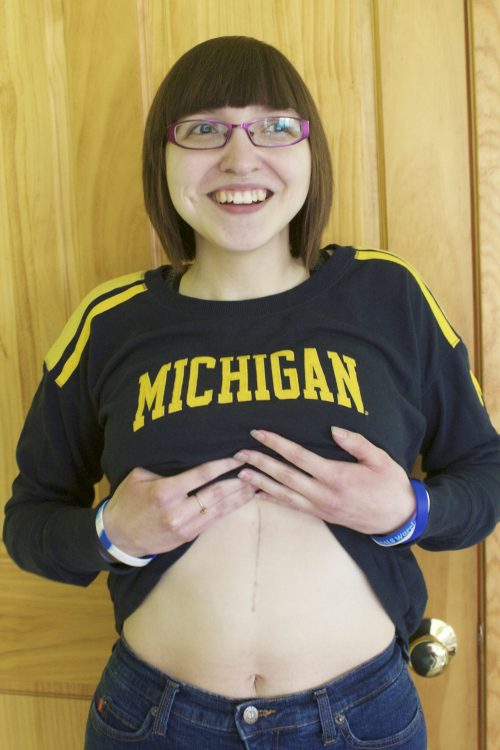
[54,284,146,387]
[354,248,460,348]
[469,369,485,405]
[45,272,146,384]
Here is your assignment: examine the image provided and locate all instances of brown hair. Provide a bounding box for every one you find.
[143,36,333,272]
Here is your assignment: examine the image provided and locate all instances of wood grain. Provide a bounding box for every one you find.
[376,1,479,747]
[1,2,499,749]
[414,546,480,748]
[0,551,116,696]
[0,0,147,713]
[376,0,474,350]
[0,693,89,750]
[472,1,500,748]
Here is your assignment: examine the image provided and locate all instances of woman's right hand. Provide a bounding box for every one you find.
[101,457,255,558]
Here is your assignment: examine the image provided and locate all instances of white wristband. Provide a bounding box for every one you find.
[95,500,156,567]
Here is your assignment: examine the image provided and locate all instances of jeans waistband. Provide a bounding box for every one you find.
[110,634,403,734]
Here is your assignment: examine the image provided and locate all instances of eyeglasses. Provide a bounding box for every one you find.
[167,116,310,150]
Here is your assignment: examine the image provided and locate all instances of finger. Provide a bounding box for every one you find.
[165,480,256,547]
[234,449,320,499]
[330,427,386,468]
[196,477,252,507]
[158,457,245,499]
[192,479,257,520]
[237,468,315,515]
[245,430,329,480]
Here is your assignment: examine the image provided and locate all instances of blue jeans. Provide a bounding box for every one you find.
[84,635,426,749]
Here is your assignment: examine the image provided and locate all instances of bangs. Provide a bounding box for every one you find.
[163,37,312,123]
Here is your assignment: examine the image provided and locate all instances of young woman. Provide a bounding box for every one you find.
[4,36,500,749]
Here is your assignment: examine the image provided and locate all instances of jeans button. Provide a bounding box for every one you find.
[243,706,259,724]
[335,714,346,726]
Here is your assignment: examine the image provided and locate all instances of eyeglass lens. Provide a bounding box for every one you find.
[174,117,305,149]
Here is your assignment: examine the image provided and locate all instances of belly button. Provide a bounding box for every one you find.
[253,673,263,689]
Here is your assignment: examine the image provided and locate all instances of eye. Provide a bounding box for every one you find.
[252,117,298,138]
[248,117,303,146]
[269,118,291,133]
[174,120,229,148]
[190,121,219,135]
[176,120,227,139]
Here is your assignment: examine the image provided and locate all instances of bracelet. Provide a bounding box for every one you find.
[95,500,156,567]
[410,479,431,541]
[371,479,430,547]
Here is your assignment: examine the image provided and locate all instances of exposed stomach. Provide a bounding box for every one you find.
[122,498,395,698]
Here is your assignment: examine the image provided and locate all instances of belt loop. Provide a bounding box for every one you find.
[397,632,410,662]
[152,679,180,737]
[313,688,337,745]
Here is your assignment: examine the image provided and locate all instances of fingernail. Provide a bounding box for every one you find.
[331,426,348,439]
[250,429,265,440]
[234,451,248,461]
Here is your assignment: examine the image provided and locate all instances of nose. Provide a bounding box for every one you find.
[218,126,261,174]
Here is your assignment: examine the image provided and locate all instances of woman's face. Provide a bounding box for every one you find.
[166,105,311,260]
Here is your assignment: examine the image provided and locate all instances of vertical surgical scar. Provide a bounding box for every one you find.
[251,504,262,613]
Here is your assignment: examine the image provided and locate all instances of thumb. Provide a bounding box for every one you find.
[330,426,381,467]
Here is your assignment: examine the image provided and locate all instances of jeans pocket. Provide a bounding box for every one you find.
[88,667,157,742]
[333,664,426,749]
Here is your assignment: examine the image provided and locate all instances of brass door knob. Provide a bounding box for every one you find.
[409,618,457,677]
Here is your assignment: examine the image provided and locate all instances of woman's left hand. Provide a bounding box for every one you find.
[234,427,416,536]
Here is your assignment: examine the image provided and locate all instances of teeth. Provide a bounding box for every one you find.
[213,189,268,205]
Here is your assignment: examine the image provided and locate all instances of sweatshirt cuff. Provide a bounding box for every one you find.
[47,506,133,577]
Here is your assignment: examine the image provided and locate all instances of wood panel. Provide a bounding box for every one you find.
[375,1,479,747]
[0,693,89,750]
[61,0,151,289]
[472,1,500,748]
[2,1,499,748]
[0,0,148,697]
[0,556,115,696]
[376,0,474,348]
[1,0,70,416]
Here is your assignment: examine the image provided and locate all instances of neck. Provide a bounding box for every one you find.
[178,244,310,301]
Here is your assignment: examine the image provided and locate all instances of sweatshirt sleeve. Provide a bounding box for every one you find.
[2,274,148,584]
[416,306,500,551]
[2,363,131,584]
[353,249,500,551]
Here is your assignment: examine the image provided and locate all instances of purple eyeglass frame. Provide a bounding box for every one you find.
[167,117,310,149]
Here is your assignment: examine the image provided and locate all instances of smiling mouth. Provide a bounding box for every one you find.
[210,189,273,205]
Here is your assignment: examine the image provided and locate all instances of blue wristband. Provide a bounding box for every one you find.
[371,479,430,547]
[408,478,430,541]
[371,512,417,547]
[95,499,156,567]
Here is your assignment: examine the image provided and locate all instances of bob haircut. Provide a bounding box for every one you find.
[143,36,333,272]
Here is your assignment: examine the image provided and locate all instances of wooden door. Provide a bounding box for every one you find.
[1,2,499,748]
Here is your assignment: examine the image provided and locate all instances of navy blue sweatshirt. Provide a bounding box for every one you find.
[4,245,500,643]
